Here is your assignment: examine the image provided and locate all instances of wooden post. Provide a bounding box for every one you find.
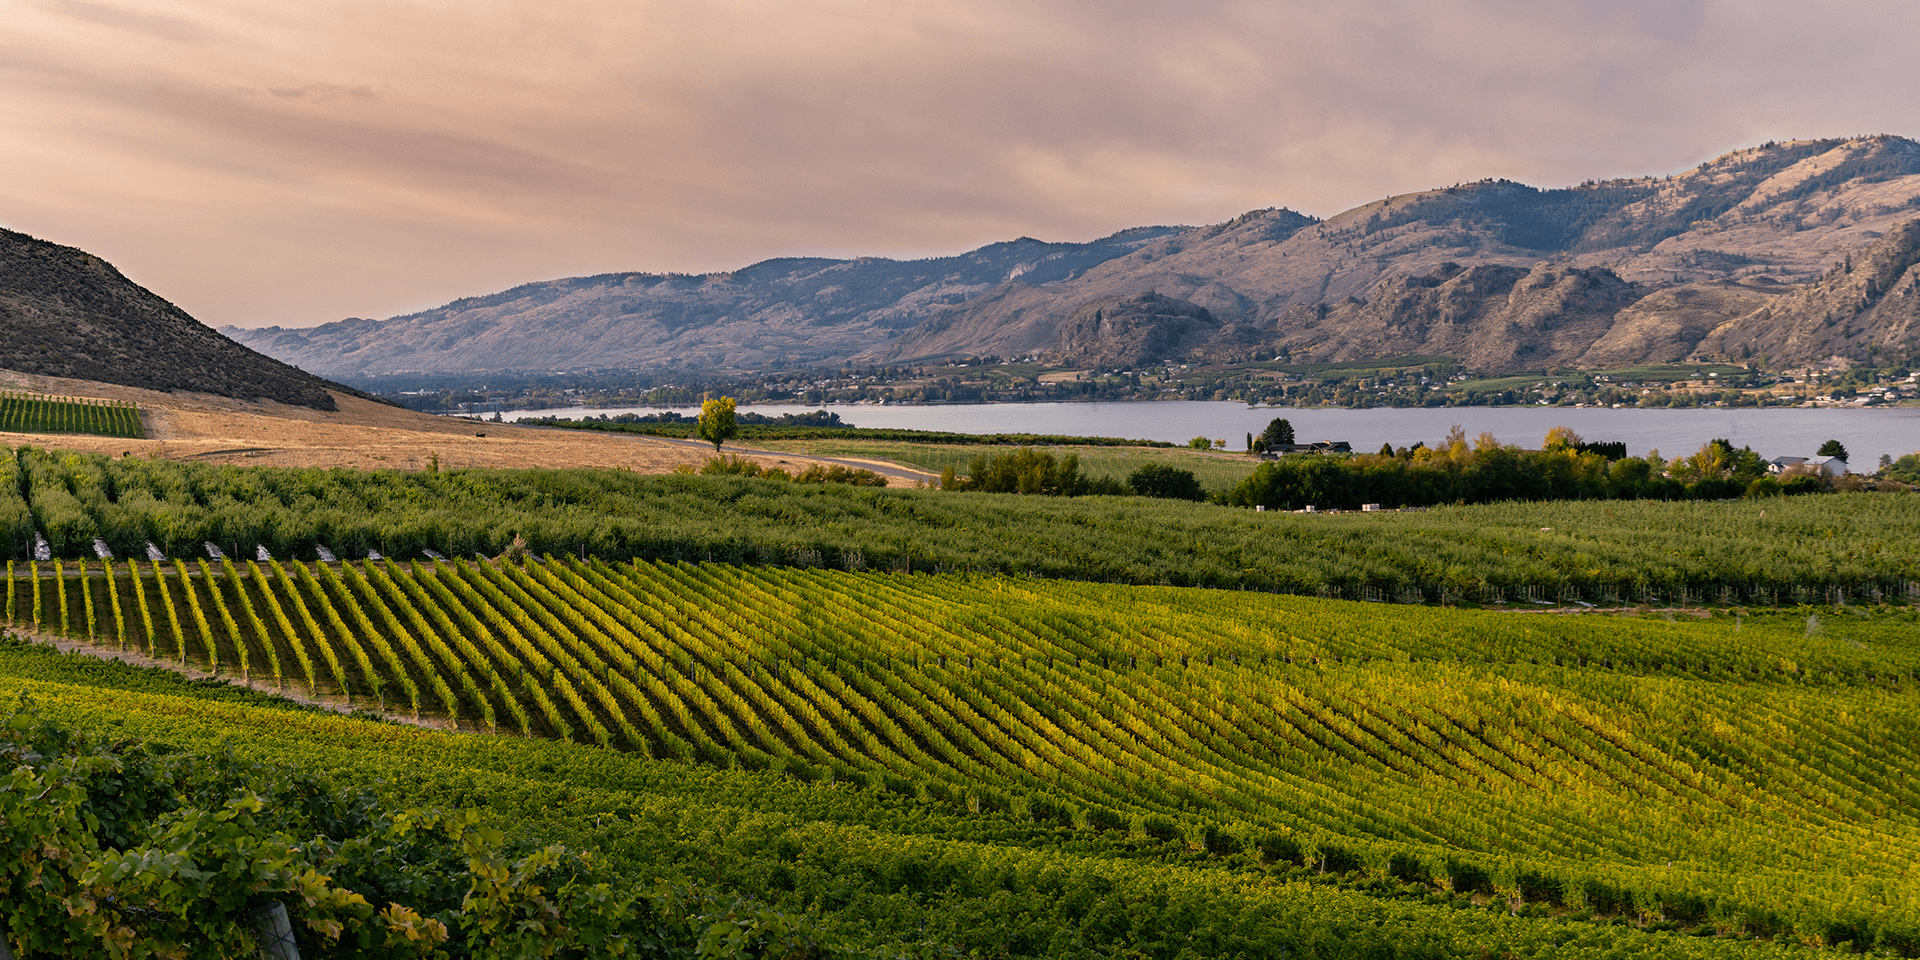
[251,901,301,959]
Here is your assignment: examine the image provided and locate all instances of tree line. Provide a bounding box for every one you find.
[1227,426,1841,511]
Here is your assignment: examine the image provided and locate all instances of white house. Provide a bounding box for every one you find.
[1808,455,1848,477]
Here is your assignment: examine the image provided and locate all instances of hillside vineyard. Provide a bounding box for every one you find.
[0,391,143,439]
[6,557,1918,953]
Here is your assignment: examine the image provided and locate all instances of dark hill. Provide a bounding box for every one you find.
[0,228,366,410]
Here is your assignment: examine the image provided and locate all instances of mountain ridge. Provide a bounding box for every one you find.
[224,135,1920,376]
[0,228,372,410]
[228,226,1192,375]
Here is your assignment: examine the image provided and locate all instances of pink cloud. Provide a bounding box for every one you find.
[2,0,1917,328]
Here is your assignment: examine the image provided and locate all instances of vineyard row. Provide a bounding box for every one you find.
[2,666,1830,960]
[6,558,1919,951]
[0,391,143,439]
[5,446,1920,600]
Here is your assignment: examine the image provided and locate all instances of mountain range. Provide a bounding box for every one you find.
[186,137,1920,375]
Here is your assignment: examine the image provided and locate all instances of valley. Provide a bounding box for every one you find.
[5,134,1920,960]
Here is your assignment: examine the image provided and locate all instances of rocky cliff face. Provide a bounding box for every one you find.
[1693,217,1920,366]
[1261,262,1641,370]
[1049,293,1236,368]
[1575,280,1786,367]
[0,228,361,409]
[873,136,1920,372]
[228,136,1920,376]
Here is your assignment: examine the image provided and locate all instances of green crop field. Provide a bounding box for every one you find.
[5,557,1917,957]
[6,446,1918,601]
[748,438,1261,491]
[0,391,143,438]
[1244,354,1457,375]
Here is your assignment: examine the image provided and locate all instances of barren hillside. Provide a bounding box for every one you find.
[223,136,1920,375]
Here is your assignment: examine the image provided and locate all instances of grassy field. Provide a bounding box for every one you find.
[749,438,1262,492]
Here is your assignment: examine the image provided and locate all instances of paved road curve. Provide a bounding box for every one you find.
[650,434,938,483]
[512,422,939,484]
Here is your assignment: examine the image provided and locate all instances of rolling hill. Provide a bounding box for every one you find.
[0,227,369,410]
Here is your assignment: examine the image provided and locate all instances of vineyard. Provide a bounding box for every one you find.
[8,557,1920,954]
[0,391,143,438]
[5,445,1920,600]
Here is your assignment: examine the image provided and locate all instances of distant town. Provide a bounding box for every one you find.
[357,355,1920,416]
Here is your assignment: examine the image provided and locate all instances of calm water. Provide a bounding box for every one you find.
[507,401,1920,465]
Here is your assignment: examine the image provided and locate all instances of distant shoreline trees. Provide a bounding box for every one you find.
[1228,428,1828,510]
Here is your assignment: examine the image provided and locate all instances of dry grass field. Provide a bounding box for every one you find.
[0,368,929,482]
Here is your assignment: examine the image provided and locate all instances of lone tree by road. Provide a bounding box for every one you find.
[698,396,739,452]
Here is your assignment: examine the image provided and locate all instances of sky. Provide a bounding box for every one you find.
[5,0,1920,330]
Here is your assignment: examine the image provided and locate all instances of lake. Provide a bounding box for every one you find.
[507,401,1920,465]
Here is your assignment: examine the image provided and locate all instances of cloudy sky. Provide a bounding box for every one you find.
[5,0,1919,329]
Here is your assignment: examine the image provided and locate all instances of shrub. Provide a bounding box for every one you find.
[1127,464,1205,501]
[941,448,1124,496]
[691,456,885,487]
[792,463,888,487]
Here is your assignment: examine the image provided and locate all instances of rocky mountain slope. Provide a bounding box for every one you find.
[1693,217,1920,366]
[877,135,1920,370]
[1262,262,1647,371]
[229,136,1920,376]
[0,228,369,410]
[226,228,1185,377]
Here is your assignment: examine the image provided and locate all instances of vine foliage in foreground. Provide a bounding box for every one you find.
[0,696,837,959]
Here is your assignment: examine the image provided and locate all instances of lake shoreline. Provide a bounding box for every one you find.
[502,400,1920,465]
